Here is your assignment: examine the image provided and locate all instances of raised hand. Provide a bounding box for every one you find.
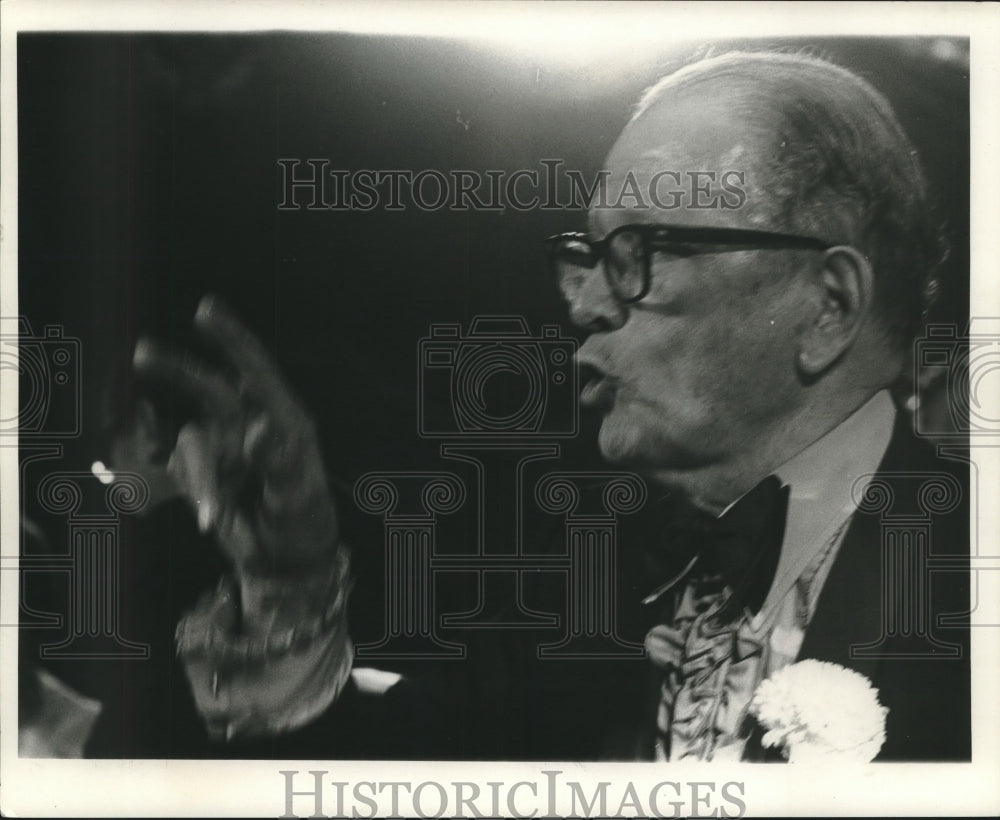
[133,294,340,578]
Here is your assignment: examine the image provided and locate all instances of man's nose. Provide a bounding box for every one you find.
[565,267,628,332]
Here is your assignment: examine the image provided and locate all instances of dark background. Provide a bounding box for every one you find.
[17,34,970,479]
[16,34,970,732]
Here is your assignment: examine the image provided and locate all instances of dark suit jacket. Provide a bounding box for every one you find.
[224,414,970,763]
[746,414,971,761]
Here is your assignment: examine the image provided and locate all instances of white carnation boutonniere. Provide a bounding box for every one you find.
[749,660,888,763]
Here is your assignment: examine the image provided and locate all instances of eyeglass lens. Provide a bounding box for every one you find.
[552,230,645,302]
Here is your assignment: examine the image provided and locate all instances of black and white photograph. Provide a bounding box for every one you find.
[2,1,999,816]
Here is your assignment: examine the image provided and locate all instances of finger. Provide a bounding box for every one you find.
[240,410,302,484]
[133,337,244,422]
[226,512,262,573]
[242,412,272,465]
[241,410,308,501]
[171,425,263,569]
[169,424,225,534]
[193,295,301,419]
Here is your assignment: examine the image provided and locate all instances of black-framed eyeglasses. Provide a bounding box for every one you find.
[544,223,832,303]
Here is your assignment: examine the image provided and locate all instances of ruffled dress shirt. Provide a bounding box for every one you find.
[646,390,896,761]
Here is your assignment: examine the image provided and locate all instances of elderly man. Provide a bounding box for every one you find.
[135,51,969,762]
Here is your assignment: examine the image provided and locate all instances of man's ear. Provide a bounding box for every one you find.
[796,245,874,376]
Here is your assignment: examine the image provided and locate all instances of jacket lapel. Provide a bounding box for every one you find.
[742,414,922,761]
[795,413,920,674]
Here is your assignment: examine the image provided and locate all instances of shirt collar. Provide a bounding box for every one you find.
[775,389,896,512]
[642,391,897,610]
[755,389,897,624]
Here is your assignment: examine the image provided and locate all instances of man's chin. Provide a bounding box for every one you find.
[596,418,657,467]
[595,415,703,471]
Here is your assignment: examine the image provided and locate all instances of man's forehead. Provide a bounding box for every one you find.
[618,88,759,156]
[611,142,755,181]
[588,99,769,235]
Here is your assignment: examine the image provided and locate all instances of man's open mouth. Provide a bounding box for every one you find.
[578,363,617,409]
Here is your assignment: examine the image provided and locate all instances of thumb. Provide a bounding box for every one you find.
[168,423,223,535]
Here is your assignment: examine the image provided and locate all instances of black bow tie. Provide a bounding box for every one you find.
[644,475,791,622]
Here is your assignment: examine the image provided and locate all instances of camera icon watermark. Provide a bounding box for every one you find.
[0,317,81,439]
[914,318,1000,438]
[417,316,577,438]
